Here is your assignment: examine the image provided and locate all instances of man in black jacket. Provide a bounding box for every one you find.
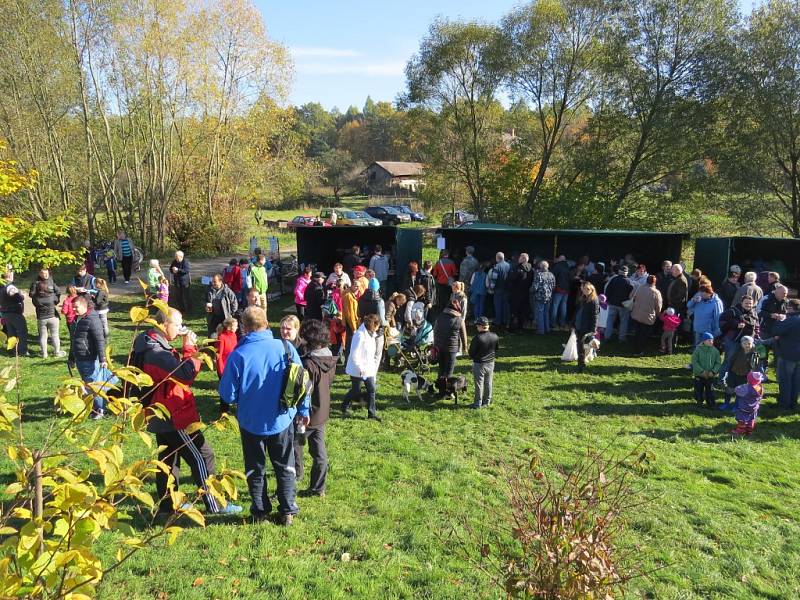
[508,253,534,333]
[603,266,634,342]
[0,269,29,356]
[69,296,107,418]
[169,250,192,313]
[719,266,741,309]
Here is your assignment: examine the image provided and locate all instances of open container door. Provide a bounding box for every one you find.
[693,237,732,287]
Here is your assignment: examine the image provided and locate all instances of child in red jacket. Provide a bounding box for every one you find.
[215,318,238,414]
[659,307,682,354]
[215,318,238,377]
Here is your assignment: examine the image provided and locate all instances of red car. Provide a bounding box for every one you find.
[287,216,331,229]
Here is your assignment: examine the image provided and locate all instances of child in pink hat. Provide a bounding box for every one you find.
[732,371,764,437]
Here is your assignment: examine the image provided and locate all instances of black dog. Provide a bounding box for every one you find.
[435,375,468,404]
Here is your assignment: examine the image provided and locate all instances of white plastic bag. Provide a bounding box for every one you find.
[561,331,578,362]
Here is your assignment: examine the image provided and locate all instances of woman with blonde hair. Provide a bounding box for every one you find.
[94,278,111,340]
[571,281,599,372]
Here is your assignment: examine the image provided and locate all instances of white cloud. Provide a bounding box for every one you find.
[291,46,361,58]
[296,61,406,77]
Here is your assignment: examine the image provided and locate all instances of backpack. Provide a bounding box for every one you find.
[280,339,311,411]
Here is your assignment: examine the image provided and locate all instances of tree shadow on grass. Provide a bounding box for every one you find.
[545,399,708,419]
[638,416,800,443]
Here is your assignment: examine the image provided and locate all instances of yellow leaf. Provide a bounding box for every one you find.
[137,278,149,292]
[6,337,17,351]
[129,306,150,324]
[192,577,204,587]
[180,507,206,527]
[4,482,24,495]
[151,299,169,315]
[137,430,152,449]
[184,421,205,434]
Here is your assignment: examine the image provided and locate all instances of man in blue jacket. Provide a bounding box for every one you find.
[219,306,310,525]
[772,299,800,410]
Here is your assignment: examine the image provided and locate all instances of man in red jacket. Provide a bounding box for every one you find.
[134,308,242,516]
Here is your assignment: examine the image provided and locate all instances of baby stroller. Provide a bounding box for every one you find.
[390,307,434,374]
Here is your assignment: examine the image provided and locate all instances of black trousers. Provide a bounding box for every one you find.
[294,424,328,493]
[121,255,133,282]
[634,321,653,354]
[173,285,191,313]
[694,377,715,407]
[438,350,458,383]
[207,313,225,337]
[435,283,450,314]
[155,430,220,513]
[295,304,306,321]
[510,293,529,331]
[241,426,298,517]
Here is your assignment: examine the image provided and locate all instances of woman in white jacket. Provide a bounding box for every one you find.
[342,314,382,421]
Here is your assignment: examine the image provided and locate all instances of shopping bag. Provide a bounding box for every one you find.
[561,331,578,362]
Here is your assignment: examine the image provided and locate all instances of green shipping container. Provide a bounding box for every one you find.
[296,226,422,293]
[693,236,800,289]
[437,224,686,271]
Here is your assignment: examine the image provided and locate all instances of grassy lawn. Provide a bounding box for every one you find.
[3,285,800,599]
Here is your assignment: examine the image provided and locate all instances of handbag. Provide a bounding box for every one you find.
[622,286,639,310]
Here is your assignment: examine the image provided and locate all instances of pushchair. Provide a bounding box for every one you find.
[390,318,434,374]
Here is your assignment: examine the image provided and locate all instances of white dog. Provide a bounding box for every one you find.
[400,369,428,403]
[583,334,601,363]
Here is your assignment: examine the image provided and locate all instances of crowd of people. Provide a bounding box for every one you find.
[2,234,800,521]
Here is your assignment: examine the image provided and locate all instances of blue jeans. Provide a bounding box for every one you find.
[777,358,800,409]
[605,305,630,341]
[550,293,568,328]
[471,295,486,320]
[493,290,510,327]
[533,298,551,334]
[75,359,104,412]
[343,376,377,416]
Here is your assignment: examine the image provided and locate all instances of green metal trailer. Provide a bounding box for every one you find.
[295,225,422,292]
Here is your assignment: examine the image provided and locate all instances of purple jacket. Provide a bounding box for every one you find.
[734,383,761,423]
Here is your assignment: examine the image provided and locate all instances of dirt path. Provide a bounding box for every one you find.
[21,256,246,317]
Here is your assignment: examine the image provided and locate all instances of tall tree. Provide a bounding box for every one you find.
[718,0,800,237]
[405,19,504,219]
[501,0,610,214]
[602,0,736,212]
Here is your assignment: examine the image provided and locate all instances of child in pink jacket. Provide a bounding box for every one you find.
[659,307,682,354]
[294,266,312,320]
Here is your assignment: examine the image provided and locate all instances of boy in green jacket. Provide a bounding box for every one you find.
[691,332,721,408]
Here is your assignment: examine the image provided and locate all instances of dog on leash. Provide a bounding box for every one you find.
[400,369,428,403]
[582,333,601,363]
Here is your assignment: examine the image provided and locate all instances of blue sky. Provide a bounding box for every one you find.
[257,0,758,111]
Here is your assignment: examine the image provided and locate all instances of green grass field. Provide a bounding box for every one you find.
[3,286,800,599]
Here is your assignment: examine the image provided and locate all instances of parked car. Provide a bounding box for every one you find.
[363,206,411,226]
[353,211,383,226]
[287,216,330,229]
[441,210,477,228]
[390,205,425,221]
[318,208,371,226]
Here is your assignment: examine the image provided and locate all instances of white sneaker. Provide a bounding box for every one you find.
[55,351,67,358]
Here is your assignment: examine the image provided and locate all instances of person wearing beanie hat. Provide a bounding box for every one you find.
[691,332,721,408]
[720,335,763,411]
[732,371,764,436]
[597,293,609,340]
[659,306,682,354]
